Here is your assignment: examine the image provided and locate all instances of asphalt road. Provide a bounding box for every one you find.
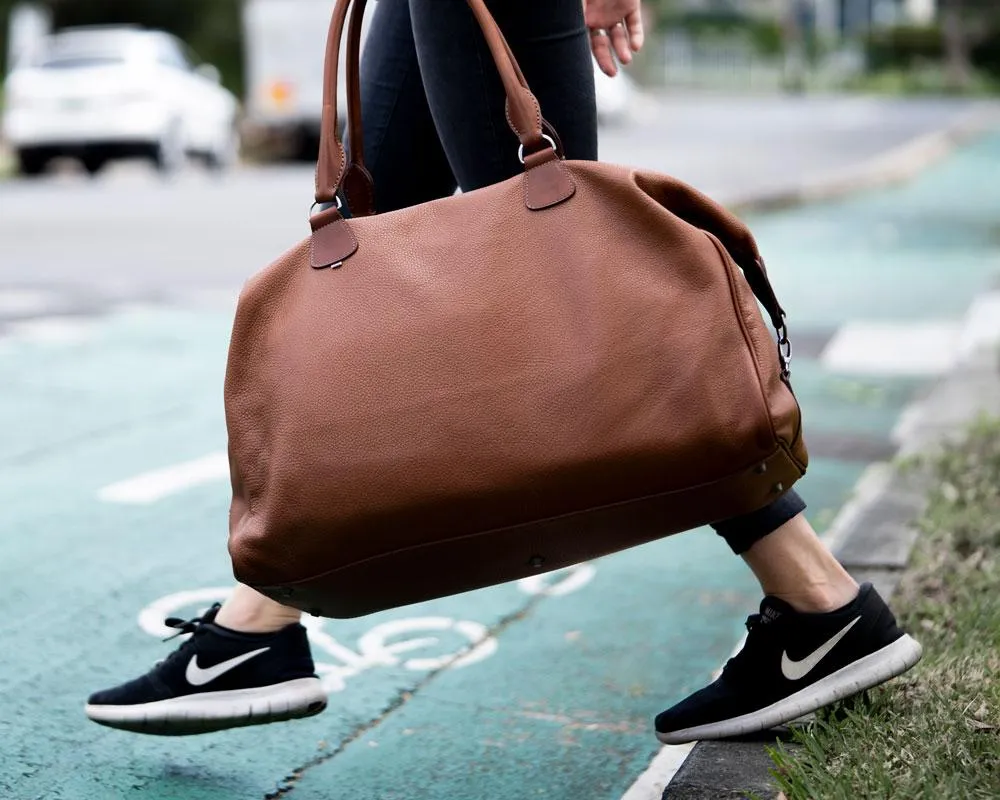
[2,96,1000,800]
[0,94,993,308]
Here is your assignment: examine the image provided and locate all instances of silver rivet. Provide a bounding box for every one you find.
[754,463,768,474]
[529,555,545,569]
[773,482,784,493]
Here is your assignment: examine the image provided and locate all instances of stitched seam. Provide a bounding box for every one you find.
[523,160,575,210]
[339,218,359,252]
[261,448,792,588]
[504,99,522,138]
[311,218,358,266]
[504,94,542,142]
[707,232,784,450]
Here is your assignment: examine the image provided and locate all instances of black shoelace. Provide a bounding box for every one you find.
[744,613,764,633]
[162,603,222,642]
[719,613,779,683]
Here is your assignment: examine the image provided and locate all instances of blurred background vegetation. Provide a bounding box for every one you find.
[1,0,998,97]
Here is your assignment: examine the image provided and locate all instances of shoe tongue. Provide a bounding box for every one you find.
[758,595,795,624]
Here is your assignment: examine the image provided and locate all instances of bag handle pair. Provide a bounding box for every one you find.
[309,0,789,354]
[315,0,553,211]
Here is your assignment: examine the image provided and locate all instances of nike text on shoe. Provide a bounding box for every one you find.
[85,604,327,735]
[655,583,922,744]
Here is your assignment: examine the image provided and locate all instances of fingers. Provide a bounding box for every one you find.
[590,29,617,78]
[624,9,644,53]
[585,1,645,77]
[584,0,637,31]
[608,22,632,66]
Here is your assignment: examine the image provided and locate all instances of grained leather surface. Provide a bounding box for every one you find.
[225,0,808,618]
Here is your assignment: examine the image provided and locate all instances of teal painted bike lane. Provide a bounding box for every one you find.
[2,134,999,800]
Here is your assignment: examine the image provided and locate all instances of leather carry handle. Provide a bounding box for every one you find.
[316,0,549,206]
[338,0,563,216]
[313,0,786,362]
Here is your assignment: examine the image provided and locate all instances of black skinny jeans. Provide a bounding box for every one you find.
[345,0,806,554]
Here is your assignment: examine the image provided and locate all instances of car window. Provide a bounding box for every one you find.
[155,37,191,71]
[35,32,131,69]
[182,43,204,69]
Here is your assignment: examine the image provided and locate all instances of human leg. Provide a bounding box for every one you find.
[408,0,598,190]
[713,492,859,613]
[655,498,922,744]
[346,0,458,212]
[739,513,859,613]
[82,0,452,734]
[84,596,325,735]
[214,582,303,633]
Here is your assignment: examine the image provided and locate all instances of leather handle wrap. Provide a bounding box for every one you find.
[315,0,547,205]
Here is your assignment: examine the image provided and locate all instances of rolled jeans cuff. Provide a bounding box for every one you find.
[710,489,807,555]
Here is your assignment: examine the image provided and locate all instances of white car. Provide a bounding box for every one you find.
[2,26,240,176]
[594,63,635,125]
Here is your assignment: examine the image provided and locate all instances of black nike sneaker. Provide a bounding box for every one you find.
[85,604,327,735]
[655,582,922,744]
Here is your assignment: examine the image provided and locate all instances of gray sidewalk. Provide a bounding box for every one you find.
[660,265,1000,800]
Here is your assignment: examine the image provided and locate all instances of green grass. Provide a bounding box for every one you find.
[767,416,1000,800]
[844,66,1000,97]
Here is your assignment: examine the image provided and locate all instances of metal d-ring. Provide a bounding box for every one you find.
[517,133,557,165]
[776,321,793,377]
[309,195,343,219]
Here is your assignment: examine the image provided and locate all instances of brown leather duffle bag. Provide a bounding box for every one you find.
[224,0,808,618]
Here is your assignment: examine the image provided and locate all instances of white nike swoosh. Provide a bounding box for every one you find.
[185,647,271,687]
[781,616,862,681]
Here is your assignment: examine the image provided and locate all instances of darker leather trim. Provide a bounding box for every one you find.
[343,162,376,217]
[310,207,359,268]
[523,150,575,210]
[250,448,804,618]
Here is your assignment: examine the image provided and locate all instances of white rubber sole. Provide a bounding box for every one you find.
[656,634,923,745]
[85,677,327,736]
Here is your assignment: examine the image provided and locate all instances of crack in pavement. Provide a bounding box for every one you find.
[1,405,193,466]
[264,593,548,798]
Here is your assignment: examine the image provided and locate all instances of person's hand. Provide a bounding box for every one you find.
[584,0,644,78]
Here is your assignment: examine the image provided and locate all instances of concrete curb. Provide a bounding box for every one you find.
[636,125,1000,800]
[655,100,1000,797]
[659,296,1000,800]
[726,103,1000,214]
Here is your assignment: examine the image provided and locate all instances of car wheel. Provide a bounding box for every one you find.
[292,126,321,163]
[152,120,186,175]
[205,124,241,172]
[81,153,107,177]
[15,148,49,178]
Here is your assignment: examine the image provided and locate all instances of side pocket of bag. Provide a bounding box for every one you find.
[705,232,808,475]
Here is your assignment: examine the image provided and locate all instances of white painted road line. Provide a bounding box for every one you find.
[98,452,229,504]
[820,320,962,376]
[957,291,1000,359]
[621,633,749,800]
[3,316,97,345]
[620,742,696,800]
[0,288,60,316]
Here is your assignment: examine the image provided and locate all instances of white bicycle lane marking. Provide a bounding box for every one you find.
[138,565,596,694]
[98,452,229,504]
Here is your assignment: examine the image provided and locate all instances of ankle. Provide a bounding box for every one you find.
[215,606,301,634]
[214,586,302,634]
[769,577,859,614]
